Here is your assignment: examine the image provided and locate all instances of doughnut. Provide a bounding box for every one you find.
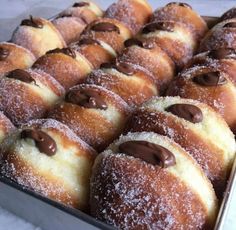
[33,47,93,90]
[140,20,197,70]
[186,48,236,84]
[221,7,236,21]
[71,38,115,69]
[48,84,131,151]
[85,61,158,106]
[152,2,208,41]
[166,65,236,134]
[0,118,97,210]
[90,132,218,229]
[52,1,103,45]
[0,42,36,75]
[199,19,236,52]
[80,18,132,54]
[0,112,15,142]
[125,96,236,197]
[0,69,65,126]
[118,38,175,90]
[11,16,66,58]
[104,0,152,35]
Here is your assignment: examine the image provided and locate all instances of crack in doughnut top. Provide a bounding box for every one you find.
[90,132,218,229]
[142,21,175,34]
[21,15,44,28]
[124,38,155,49]
[73,2,90,7]
[65,87,108,110]
[166,103,203,123]
[46,47,76,59]
[21,129,57,156]
[166,2,192,9]
[0,118,97,210]
[119,140,176,168]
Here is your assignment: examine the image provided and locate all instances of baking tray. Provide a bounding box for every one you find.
[0,12,235,230]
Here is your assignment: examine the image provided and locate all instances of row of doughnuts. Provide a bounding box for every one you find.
[0,0,153,211]
[0,2,235,230]
[166,8,236,134]
[89,5,236,230]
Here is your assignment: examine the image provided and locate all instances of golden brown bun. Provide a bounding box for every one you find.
[199,19,236,52]
[221,7,236,21]
[0,69,65,126]
[48,84,131,151]
[0,111,15,142]
[0,42,36,75]
[141,20,197,70]
[71,39,115,69]
[0,118,97,210]
[152,2,208,41]
[105,0,152,35]
[186,49,236,84]
[80,18,132,54]
[90,132,218,229]
[11,17,66,58]
[125,96,236,197]
[118,38,175,91]
[85,62,158,106]
[33,47,92,90]
[166,65,236,134]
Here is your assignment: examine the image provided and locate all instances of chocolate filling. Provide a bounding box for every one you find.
[0,47,9,61]
[46,48,76,59]
[21,129,57,156]
[21,15,43,28]
[223,22,236,28]
[193,71,227,86]
[166,103,203,123]
[73,2,89,7]
[78,38,100,46]
[91,22,120,34]
[124,38,155,49]
[119,140,176,168]
[142,21,175,34]
[65,88,108,110]
[6,69,36,84]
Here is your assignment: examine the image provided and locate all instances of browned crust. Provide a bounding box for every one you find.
[118,42,175,91]
[78,44,114,69]
[85,69,158,106]
[80,18,131,54]
[152,3,208,41]
[90,153,212,230]
[105,0,152,35]
[48,84,130,151]
[166,67,236,133]
[125,109,227,197]
[33,52,90,90]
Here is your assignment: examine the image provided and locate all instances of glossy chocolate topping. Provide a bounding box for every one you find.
[0,47,9,61]
[21,129,57,156]
[166,2,192,9]
[100,62,136,76]
[73,2,89,7]
[78,38,100,46]
[223,22,236,28]
[193,71,227,86]
[46,48,76,59]
[119,140,176,168]
[142,22,175,34]
[91,22,120,34]
[208,48,236,60]
[124,38,155,49]
[6,69,36,84]
[166,104,203,123]
[21,16,43,28]
[65,88,108,110]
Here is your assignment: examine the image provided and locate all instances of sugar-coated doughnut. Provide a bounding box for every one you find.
[0,111,15,142]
